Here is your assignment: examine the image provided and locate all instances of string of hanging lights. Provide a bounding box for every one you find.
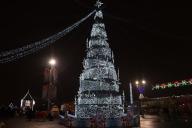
[0,10,96,64]
[152,78,192,90]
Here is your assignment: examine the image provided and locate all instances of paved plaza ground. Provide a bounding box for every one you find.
[1,115,192,128]
[140,115,192,128]
[4,118,65,128]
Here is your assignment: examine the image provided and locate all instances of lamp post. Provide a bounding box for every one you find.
[135,80,146,99]
[135,80,146,118]
[47,58,56,111]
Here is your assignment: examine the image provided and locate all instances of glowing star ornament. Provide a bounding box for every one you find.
[95,0,103,8]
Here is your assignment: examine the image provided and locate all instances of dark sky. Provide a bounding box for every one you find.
[0,0,191,104]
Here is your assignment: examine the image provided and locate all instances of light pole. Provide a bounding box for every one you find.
[135,80,146,118]
[135,80,146,99]
[47,58,56,111]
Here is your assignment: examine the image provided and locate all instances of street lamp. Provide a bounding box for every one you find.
[142,80,146,85]
[135,81,139,86]
[47,58,56,111]
[135,80,146,99]
[49,58,56,66]
[135,79,146,118]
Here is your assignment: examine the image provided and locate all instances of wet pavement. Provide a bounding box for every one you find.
[140,115,161,128]
[5,118,66,128]
[2,115,192,128]
[140,115,192,128]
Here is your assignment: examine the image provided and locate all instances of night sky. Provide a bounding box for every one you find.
[0,0,191,105]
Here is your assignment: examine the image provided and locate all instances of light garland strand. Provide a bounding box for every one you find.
[0,10,96,64]
[152,78,192,90]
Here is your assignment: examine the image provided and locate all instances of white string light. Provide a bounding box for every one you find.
[0,10,96,64]
[76,8,124,119]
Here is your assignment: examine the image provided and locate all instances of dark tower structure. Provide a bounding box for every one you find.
[42,59,57,108]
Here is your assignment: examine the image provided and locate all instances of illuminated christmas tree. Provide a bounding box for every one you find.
[75,1,124,119]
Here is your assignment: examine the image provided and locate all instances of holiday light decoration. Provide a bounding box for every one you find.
[20,90,35,111]
[138,86,145,94]
[0,10,96,64]
[75,3,124,119]
[152,78,192,90]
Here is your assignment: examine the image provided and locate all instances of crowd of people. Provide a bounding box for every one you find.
[0,105,59,128]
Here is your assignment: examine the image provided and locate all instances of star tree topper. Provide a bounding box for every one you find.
[95,0,103,8]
